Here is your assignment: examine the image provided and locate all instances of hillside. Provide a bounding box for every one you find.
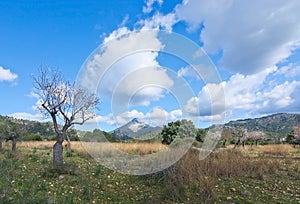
[0,115,56,140]
[0,115,113,142]
[1,113,299,142]
[225,113,300,138]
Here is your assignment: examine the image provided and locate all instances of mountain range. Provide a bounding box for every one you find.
[1,113,299,141]
[224,113,300,139]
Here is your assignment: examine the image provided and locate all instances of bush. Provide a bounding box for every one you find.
[161,119,197,145]
[24,133,43,141]
[161,121,181,145]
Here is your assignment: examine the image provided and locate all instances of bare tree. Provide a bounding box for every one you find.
[233,128,249,148]
[7,121,26,152]
[221,127,233,147]
[34,68,100,168]
[248,131,265,147]
[287,124,300,147]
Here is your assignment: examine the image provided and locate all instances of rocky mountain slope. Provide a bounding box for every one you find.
[111,118,162,140]
[225,113,300,137]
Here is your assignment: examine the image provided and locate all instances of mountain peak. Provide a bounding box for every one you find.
[111,118,161,140]
[131,118,141,123]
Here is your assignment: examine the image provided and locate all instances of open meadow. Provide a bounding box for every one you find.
[0,141,300,203]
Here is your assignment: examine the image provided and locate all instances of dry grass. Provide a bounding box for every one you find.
[257,144,293,156]
[161,148,282,203]
[14,141,166,156]
[226,144,294,157]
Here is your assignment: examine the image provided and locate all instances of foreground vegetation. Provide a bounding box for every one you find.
[0,142,299,203]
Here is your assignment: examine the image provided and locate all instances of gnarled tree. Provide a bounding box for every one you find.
[34,68,100,168]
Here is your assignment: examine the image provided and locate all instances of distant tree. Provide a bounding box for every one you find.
[161,120,181,145]
[196,128,208,143]
[287,124,300,146]
[220,127,234,147]
[248,131,265,147]
[233,128,248,148]
[5,121,26,152]
[178,119,197,140]
[161,119,197,145]
[34,67,100,168]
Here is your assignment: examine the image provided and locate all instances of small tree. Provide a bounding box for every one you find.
[220,127,233,147]
[161,119,197,145]
[196,128,208,143]
[233,128,248,148]
[161,120,181,145]
[3,121,26,152]
[287,124,300,146]
[34,68,100,168]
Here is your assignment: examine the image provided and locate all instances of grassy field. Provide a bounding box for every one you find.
[0,141,299,203]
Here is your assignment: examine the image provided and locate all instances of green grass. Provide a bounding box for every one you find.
[0,143,299,203]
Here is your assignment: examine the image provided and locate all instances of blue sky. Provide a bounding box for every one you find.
[1,0,300,131]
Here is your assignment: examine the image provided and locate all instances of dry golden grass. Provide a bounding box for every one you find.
[257,144,293,156]
[161,147,282,202]
[226,144,293,157]
[15,141,166,156]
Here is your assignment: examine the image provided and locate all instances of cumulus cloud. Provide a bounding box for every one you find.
[143,0,163,13]
[77,28,175,107]
[112,107,182,127]
[258,81,300,113]
[273,63,300,79]
[111,64,173,106]
[0,66,18,82]
[175,0,300,74]
[184,66,300,120]
[139,12,177,32]
[85,113,115,125]
[146,107,182,126]
[9,112,45,122]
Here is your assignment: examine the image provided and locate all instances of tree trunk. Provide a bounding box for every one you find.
[234,138,240,149]
[66,134,71,150]
[222,139,227,147]
[12,135,17,152]
[53,134,64,168]
[53,141,63,168]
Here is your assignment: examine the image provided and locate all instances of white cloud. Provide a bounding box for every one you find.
[115,110,146,126]
[177,64,217,80]
[178,66,199,79]
[259,81,300,112]
[0,66,18,82]
[9,112,45,122]
[274,63,300,78]
[146,107,182,126]
[143,0,163,13]
[78,28,174,107]
[139,12,177,32]
[175,0,300,74]
[85,113,115,126]
[184,67,300,119]
[111,64,173,106]
[113,107,182,127]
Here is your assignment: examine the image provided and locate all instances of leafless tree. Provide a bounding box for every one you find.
[34,67,100,168]
[289,124,300,147]
[248,131,265,147]
[221,127,233,147]
[233,128,249,148]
